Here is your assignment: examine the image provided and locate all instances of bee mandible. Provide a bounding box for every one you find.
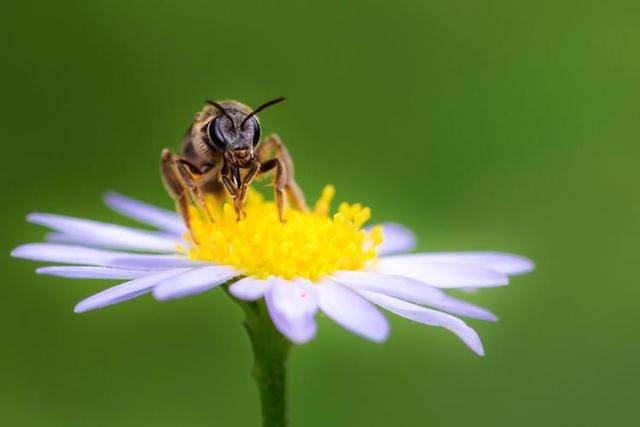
[161,97,308,228]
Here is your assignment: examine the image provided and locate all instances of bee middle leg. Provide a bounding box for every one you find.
[256,134,309,213]
[160,149,214,227]
[259,158,288,221]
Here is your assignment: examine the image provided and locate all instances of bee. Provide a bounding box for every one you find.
[161,97,308,228]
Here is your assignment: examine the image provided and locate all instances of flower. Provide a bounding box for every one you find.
[11,186,533,356]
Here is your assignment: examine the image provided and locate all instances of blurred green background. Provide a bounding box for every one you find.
[2,1,639,426]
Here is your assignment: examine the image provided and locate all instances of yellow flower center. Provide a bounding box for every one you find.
[181,185,382,281]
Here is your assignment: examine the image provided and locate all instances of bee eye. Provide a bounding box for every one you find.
[207,117,228,150]
[251,118,261,146]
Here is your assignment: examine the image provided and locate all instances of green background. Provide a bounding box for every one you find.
[2,1,638,426]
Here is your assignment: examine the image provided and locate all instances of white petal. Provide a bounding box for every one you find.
[12,243,126,265]
[368,223,416,255]
[317,280,389,342]
[381,252,534,275]
[107,254,207,270]
[45,232,177,252]
[376,258,509,288]
[104,192,185,235]
[45,232,88,245]
[332,271,497,321]
[152,266,237,300]
[424,295,497,321]
[28,213,179,253]
[360,291,485,356]
[265,279,318,344]
[228,276,273,301]
[12,243,206,270]
[37,266,150,280]
[74,268,189,313]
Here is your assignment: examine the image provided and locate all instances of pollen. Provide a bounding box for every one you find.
[182,185,382,281]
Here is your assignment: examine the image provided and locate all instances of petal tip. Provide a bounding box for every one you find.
[227,276,271,302]
[489,252,535,275]
[103,191,123,205]
[371,327,390,343]
[362,316,391,343]
[10,245,32,259]
[376,223,417,256]
[465,330,485,356]
[274,316,318,345]
[151,286,173,301]
[519,258,535,274]
[284,318,318,345]
[26,212,45,223]
[227,286,244,300]
[73,303,88,314]
[287,330,317,345]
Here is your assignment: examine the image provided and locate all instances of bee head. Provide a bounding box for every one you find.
[203,97,286,167]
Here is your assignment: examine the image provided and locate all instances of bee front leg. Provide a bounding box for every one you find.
[235,162,260,219]
[221,174,244,221]
[256,134,309,213]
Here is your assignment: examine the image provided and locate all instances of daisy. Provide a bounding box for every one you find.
[11,185,533,356]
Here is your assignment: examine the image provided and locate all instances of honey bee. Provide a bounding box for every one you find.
[161,97,308,228]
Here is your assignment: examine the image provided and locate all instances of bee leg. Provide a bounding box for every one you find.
[259,159,287,222]
[221,175,239,197]
[256,134,309,212]
[160,149,214,225]
[235,162,260,220]
[175,159,215,223]
[161,149,195,233]
[221,175,244,221]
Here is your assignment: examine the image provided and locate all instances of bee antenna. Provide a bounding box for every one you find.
[205,99,236,131]
[241,96,287,127]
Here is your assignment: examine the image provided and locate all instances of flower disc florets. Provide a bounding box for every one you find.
[183,185,382,281]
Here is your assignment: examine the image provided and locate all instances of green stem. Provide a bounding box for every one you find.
[235,297,292,427]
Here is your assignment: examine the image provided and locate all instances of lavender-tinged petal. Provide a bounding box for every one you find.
[12,243,127,265]
[11,243,207,270]
[152,266,237,300]
[381,252,534,275]
[104,192,185,235]
[109,254,207,270]
[376,258,509,288]
[37,266,151,280]
[368,223,416,256]
[46,232,81,245]
[426,295,497,321]
[333,271,445,300]
[28,213,179,253]
[43,232,132,248]
[331,271,497,321]
[359,291,485,356]
[228,276,273,301]
[265,279,318,344]
[74,268,189,313]
[44,232,179,253]
[316,280,389,342]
